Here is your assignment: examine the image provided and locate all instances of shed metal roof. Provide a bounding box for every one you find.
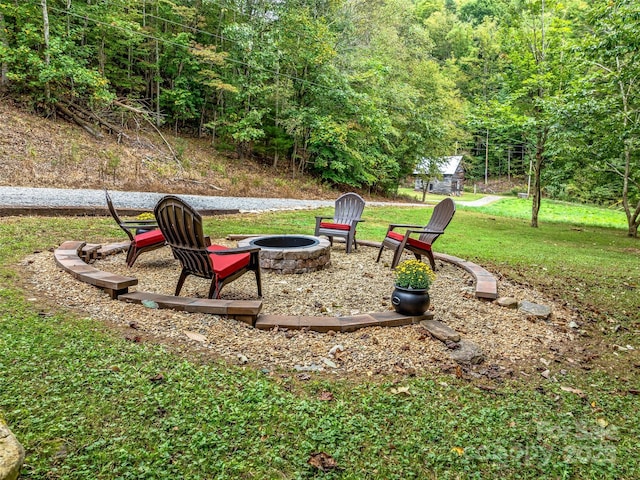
[413,155,463,175]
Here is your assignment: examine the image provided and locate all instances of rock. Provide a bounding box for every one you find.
[449,340,485,365]
[236,354,248,364]
[321,358,338,369]
[496,297,518,309]
[420,320,461,343]
[184,331,207,343]
[518,301,551,319]
[445,340,460,350]
[0,420,25,480]
[328,345,344,357]
[568,321,579,329]
[294,364,324,372]
[541,369,551,379]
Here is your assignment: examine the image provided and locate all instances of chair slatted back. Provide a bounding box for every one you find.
[333,192,365,225]
[105,190,133,241]
[418,197,456,245]
[154,195,214,279]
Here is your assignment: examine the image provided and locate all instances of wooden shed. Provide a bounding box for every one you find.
[413,155,464,196]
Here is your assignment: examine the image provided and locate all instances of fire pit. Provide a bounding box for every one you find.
[238,235,331,274]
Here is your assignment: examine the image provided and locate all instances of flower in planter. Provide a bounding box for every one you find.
[394,259,436,290]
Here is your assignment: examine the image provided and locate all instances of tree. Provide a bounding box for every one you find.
[569,0,640,237]
[499,0,574,227]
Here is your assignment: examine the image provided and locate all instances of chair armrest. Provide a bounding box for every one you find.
[209,246,261,255]
[404,228,445,236]
[388,223,424,230]
[119,222,159,229]
[315,216,333,221]
[121,220,158,225]
[387,223,422,234]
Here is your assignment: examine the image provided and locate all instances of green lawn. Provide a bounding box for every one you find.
[1,203,639,479]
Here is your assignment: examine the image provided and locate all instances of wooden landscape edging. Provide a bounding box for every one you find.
[53,239,497,332]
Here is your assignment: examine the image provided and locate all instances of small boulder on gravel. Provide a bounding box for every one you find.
[449,340,485,365]
[518,301,551,319]
[420,320,460,343]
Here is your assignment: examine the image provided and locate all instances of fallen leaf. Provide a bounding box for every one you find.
[560,386,586,398]
[451,447,465,456]
[596,418,609,428]
[184,331,207,343]
[149,373,164,383]
[307,452,339,472]
[318,391,334,401]
[129,321,139,329]
[391,386,411,395]
[477,384,496,391]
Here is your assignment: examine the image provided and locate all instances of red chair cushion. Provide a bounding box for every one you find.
[134,229,165,248]
[319,222,351,231]
[387,231,432,251]
[207,245,250,278]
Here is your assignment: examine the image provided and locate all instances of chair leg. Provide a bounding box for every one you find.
[175,270,189,296]
[425,251,436,271]
[255,269,262,297]
[126,244,138,267]
[208,277,222,299]
[391,247,403,269]
[376,244,385,263]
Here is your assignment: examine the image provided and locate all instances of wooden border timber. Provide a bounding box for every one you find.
[53,241,262,324]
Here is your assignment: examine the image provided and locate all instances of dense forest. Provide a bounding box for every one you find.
[0,0,638,235]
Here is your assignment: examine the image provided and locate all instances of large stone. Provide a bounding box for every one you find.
[420,320,460,343]
[518,301,551,319]
[0,420,24,480]
[449,340,485,365]
[496,297,518,309]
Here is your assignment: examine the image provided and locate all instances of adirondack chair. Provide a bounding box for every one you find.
[314,192,366,253]
[376,197,456,270]
[105,190,166,267]
[154,195,262,299]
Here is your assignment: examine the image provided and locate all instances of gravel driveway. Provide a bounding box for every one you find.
[0,186,500,212]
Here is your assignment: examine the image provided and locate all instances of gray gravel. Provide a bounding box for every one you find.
[0,186,500,212]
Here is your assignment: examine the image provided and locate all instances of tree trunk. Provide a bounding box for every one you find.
[41,0,51,103]
[0,11,9,89]
[530,127,548,228]
[484,128,489,185]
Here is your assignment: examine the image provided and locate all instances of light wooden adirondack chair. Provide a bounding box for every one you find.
[376,197,456,270]
[314,192,366,254]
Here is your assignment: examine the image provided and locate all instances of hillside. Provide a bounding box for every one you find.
[0,102,337,199]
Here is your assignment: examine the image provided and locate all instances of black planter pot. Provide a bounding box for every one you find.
[391,286,430,316]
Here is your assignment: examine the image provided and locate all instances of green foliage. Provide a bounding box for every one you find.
[394,259,436,289]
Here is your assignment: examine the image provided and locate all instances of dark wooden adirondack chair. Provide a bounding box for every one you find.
[105,190,166,267]
[376,197,456,270]
[154,195,262,299]
[314,192,366,253]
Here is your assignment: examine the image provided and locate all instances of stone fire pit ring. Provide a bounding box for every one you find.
[238,234,331,274]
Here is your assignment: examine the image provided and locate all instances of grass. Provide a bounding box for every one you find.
[472,197,629,230]
[1,203,639,479]
[395,188,486,203]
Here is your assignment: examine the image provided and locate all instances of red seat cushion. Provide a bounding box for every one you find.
[134,229,165,247]
[207,245,250,278]
[387,231,432,251]
[319,222,351,231]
